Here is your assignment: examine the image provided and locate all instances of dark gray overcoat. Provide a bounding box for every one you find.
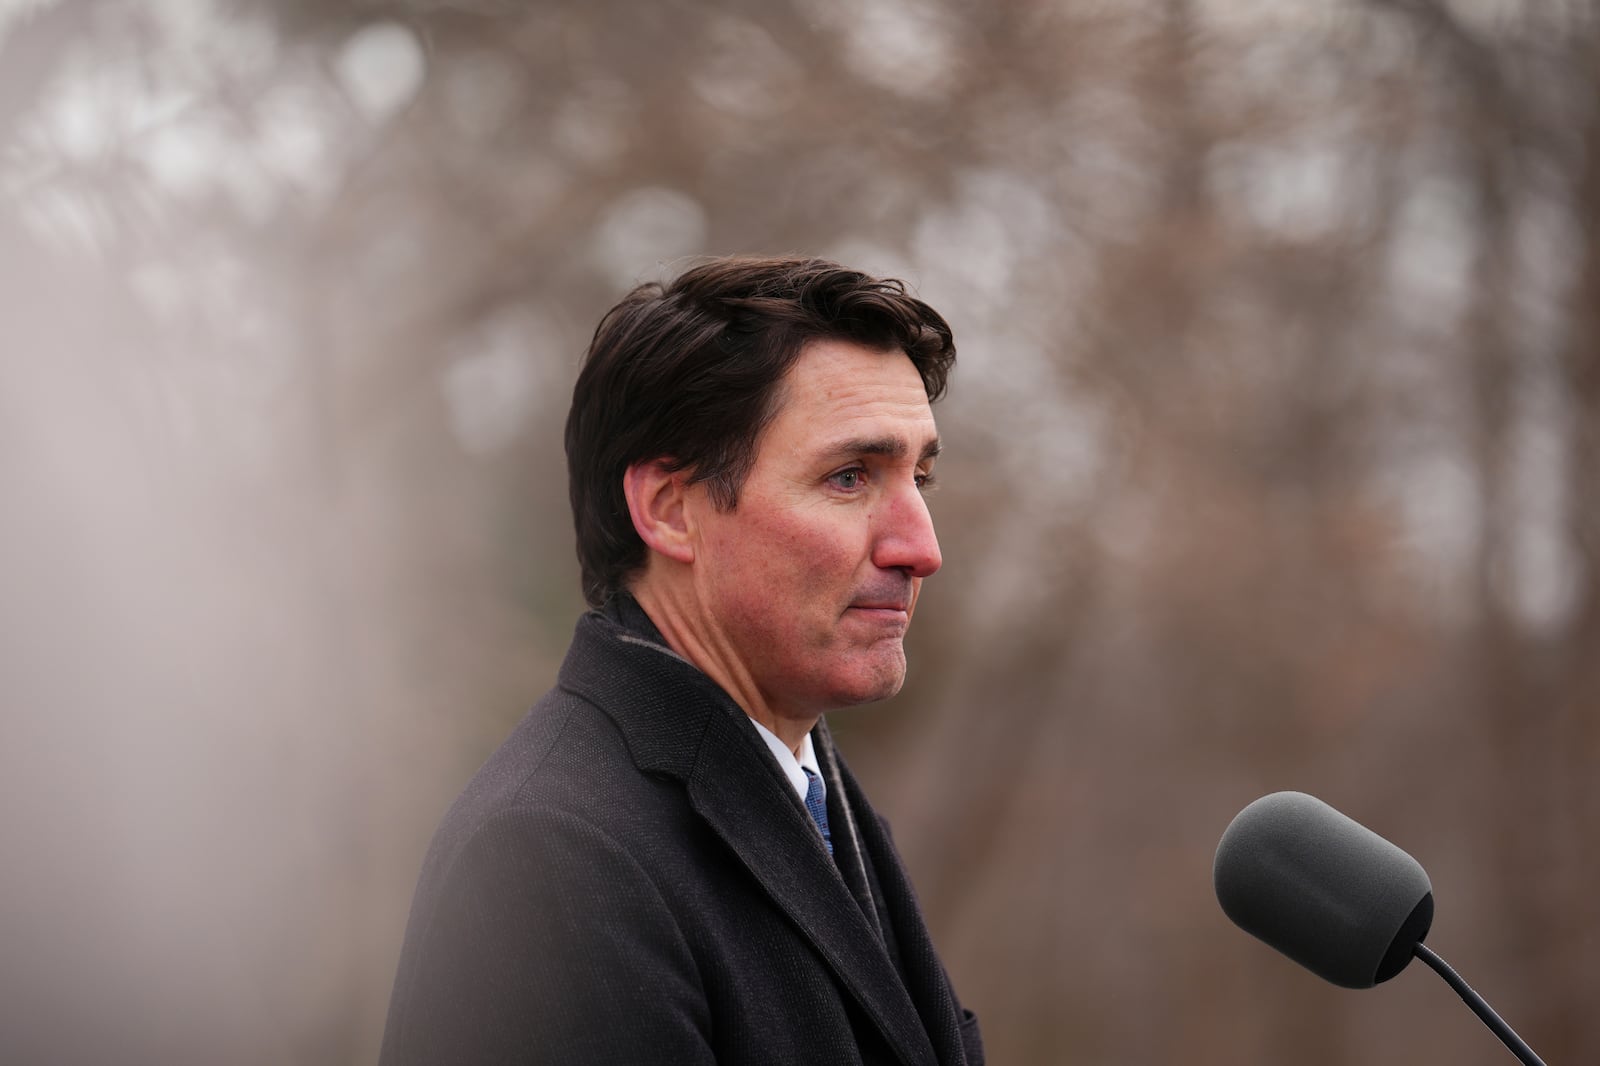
[378,597,983,1065]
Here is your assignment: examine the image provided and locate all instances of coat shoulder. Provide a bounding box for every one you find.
[429,684,682,878]
[379,688,718,1066]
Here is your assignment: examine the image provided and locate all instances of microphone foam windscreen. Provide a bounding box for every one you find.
[1214,791,1434,989]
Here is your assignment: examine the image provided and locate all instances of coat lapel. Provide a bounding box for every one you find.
[835,752,971,1066]
[558,609,938,1066]
[687,708,938,1066]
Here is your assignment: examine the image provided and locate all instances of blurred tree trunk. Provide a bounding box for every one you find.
[1544,25,1600,1062]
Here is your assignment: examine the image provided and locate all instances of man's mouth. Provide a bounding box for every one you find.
[850,578,914,615]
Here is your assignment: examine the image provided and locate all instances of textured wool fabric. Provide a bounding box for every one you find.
[379,598,983,1066]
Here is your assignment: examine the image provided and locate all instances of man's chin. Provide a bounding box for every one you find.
[823,652,909,709]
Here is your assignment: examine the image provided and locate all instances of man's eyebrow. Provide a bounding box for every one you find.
[819,436,942,462]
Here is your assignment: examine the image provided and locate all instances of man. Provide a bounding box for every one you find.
[379,256,983,1065]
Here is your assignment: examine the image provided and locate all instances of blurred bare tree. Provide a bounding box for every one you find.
[2,0,1596,1063]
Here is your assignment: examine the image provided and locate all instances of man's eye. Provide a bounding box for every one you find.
[914,472,936,492]
[829,469,863,490]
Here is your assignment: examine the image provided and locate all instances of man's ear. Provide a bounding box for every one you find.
[622,460,696,565]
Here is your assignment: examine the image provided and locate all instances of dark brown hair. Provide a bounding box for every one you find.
[565,255,956,607]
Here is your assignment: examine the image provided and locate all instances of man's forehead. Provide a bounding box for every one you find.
[765,339,939,455]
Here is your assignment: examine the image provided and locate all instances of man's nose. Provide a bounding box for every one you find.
[872,481,942,578]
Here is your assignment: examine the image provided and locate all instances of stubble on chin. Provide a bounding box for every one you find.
[827,638,909,709]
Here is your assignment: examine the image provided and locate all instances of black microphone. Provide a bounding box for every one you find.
[1214,791,1547,1066]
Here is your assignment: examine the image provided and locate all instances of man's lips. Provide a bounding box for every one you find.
[850,581,914,615]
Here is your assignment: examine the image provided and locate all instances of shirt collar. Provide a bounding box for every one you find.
[749,718,822,804]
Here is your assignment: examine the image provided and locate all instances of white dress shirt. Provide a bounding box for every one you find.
[749,718,823,805]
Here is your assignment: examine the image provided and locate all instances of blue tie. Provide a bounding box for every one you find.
[802,768,833,855]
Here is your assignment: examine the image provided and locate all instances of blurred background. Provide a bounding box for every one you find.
[2,0,1596,1063]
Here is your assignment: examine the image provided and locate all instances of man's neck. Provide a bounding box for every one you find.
[628,581,819,753]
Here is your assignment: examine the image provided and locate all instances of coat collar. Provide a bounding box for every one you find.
[556,603,939,1066]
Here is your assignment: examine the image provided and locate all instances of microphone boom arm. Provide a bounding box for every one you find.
[1412,942,1547,1066]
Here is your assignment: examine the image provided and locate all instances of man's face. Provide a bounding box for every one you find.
[687,338,942,726]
